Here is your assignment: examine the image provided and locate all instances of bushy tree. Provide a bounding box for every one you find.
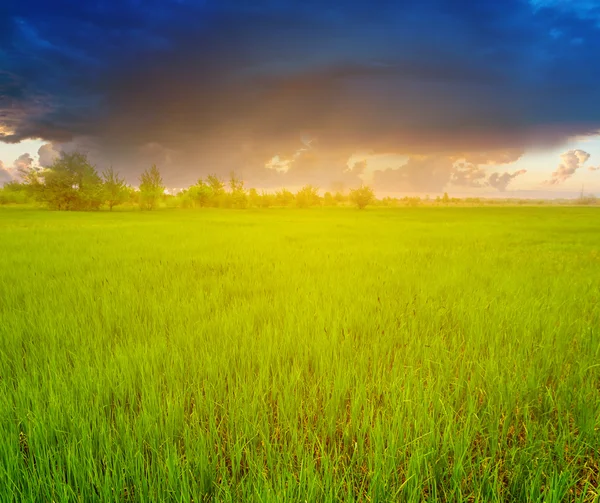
[323,191,336,206]
[334,191,347,205]
[258,191,274,208]
[0,181,31,205]
[404,196,421,207]
[175,191,195,209]
[17,162,44,194]
[42,152,103,210]
[381,196,398,207]
[5,163,44,203]
[188,179,213,207]
[206,174,225,194]
[139,164,165,210]
[229,172,248,209]
[275,188,295,207]
[102,166,129,211]
[349,184,375,209]
[206,174,225,207]
[296,185,320,208]
[248,187,261,208]
[128,186,140,206]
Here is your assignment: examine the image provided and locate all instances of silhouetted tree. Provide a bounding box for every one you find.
[139,164,164,210]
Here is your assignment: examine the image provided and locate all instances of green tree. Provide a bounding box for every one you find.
[323,191,336,206]
[405,196,421,207]
[188,179,212,207]
[206,174,225,194]
[229,172,248,209]
[248,188,261,208]
[442,192,450,204]
[43,152,103,210]
[17,162,43,195]
[258,191,274,208]
[334,191,347,205]
[275,188,295,207]
[296,185,320,208]
[139,164,165,210]
[7,163,44,203]
[206,174,225,207]
[102,166,129,211]
[0,181,31,205]
[349,184,375,209]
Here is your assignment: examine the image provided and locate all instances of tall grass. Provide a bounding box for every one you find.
[1,207,599,502]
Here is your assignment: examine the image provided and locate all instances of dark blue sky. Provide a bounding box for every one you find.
[1,0,600,192]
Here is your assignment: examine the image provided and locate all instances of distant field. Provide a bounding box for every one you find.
[1,207,599,502]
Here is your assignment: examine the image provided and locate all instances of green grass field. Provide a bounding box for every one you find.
[1,207,599,502]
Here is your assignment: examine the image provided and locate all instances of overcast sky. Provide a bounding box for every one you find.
[1,0,600,196]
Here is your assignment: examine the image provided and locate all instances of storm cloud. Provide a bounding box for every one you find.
[1,1,600,186]
[37,143,60,167]
[371,148,526,193]
[13,153,34,172]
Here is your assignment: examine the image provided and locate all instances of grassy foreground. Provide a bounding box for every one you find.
[0,207,599,502]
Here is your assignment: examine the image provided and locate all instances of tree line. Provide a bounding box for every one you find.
[0,151,376,210]
[5,151,589,209]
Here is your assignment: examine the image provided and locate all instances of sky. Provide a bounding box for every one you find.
[1,0,600,197]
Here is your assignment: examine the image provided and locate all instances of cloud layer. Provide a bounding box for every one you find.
[1,1,600,188]
[372,150,528,194]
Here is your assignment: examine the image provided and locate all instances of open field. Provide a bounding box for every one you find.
[1,207,599,502]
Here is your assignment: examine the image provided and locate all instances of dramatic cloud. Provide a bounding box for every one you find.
[488,170,527,191]
[262,146,365,190]
[588,166,600,172]
[38,143,60,167]
[546,149,591,184]
[1,1,600,186]
[459,149,525,167]
[373,157,455,193]
[13,153,34,172]
[372,148,525,193]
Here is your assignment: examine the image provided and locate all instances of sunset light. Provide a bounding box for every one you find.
[1,1,599,501]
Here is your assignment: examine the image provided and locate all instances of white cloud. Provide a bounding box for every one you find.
[546,149,590,184]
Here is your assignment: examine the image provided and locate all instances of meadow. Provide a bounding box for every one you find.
[0,206,599,502]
